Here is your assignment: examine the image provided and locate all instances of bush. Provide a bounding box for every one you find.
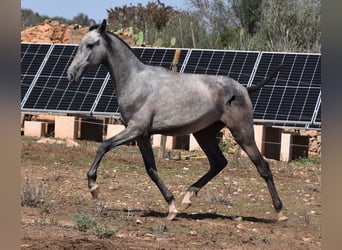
[21,178,48,207]
[73,212,97,232]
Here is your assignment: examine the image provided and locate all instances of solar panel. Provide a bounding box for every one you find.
[21,43,53,105]
[92,76,119,115]
[21,44,109,114]
[249,52,321,129]
[181,49,260,85]
[133,47,189,71]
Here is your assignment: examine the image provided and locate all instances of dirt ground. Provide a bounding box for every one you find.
[21,136,321,249]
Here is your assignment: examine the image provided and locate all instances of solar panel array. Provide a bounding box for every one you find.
[21,42,321,130]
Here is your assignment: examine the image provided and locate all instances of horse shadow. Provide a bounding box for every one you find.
[107,208,277,224]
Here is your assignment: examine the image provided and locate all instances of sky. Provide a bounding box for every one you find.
[21,0,190,23]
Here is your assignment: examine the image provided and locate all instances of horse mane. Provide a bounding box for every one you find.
[90,25,147,65]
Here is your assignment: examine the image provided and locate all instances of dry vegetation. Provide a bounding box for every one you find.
[21,136,321,249]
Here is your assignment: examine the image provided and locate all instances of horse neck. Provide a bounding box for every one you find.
[104,35,145,96]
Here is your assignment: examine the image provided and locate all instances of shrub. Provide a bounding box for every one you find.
[21,178,48,207]
[73,212,97,232]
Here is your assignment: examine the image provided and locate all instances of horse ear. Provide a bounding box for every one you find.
[99,19,107,33]
[89,19,96,27]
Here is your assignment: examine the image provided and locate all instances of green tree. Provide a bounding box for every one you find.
[187,0,239,48]
[162,12,220,48]
[232,0,262,34]
[253,0,321,52]
[187,0,321,52]
[21,8,48,28]
[107,1,179,45]
[71,13,92,26]
[21,8,92,29]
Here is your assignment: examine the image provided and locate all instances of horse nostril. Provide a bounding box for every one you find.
[68,72,74,83]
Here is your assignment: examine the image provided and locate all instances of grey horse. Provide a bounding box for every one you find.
[67,20,287,221]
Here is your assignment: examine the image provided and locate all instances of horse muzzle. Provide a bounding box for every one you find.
[67,66,81,84]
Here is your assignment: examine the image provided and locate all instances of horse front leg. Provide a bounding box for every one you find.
[136,136,177,220]
[87,126,142,199]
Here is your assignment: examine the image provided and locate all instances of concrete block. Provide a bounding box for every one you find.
[54,116,77,139]
[189,134,201,151]
[280,133,292,162]
[254,125,265,153]
[152,134,174,150]
[106,124,125,139]
[24,121,46,137]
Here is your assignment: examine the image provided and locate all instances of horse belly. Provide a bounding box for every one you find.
[151,108,221,136]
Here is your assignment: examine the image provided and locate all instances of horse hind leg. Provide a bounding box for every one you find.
[181,124,227,211]
[227,121,288,221]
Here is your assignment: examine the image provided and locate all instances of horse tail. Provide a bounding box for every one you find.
[247,64,284,93]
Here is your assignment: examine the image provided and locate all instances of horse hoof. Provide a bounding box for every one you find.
[277,211,288,222]
[166,212,177,221]
[90,184,99,199]
[180,202,191,211]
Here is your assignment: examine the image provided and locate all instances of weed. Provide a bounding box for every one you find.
[293,156,321,165]
[72,212,97,232]
[21,178,48,208]
[95,226,115,239]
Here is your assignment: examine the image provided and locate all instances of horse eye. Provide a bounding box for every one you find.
[87,43,95,49]
[86,40,100,49]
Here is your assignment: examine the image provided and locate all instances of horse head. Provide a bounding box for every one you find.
[67,19,108,84]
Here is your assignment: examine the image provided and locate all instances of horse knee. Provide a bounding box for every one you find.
[256,161,273,180]
[214,156,227,172]
[97,140,111,154]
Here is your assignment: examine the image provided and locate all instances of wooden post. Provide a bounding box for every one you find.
[158,49,181,158]
[158,135,167,158]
